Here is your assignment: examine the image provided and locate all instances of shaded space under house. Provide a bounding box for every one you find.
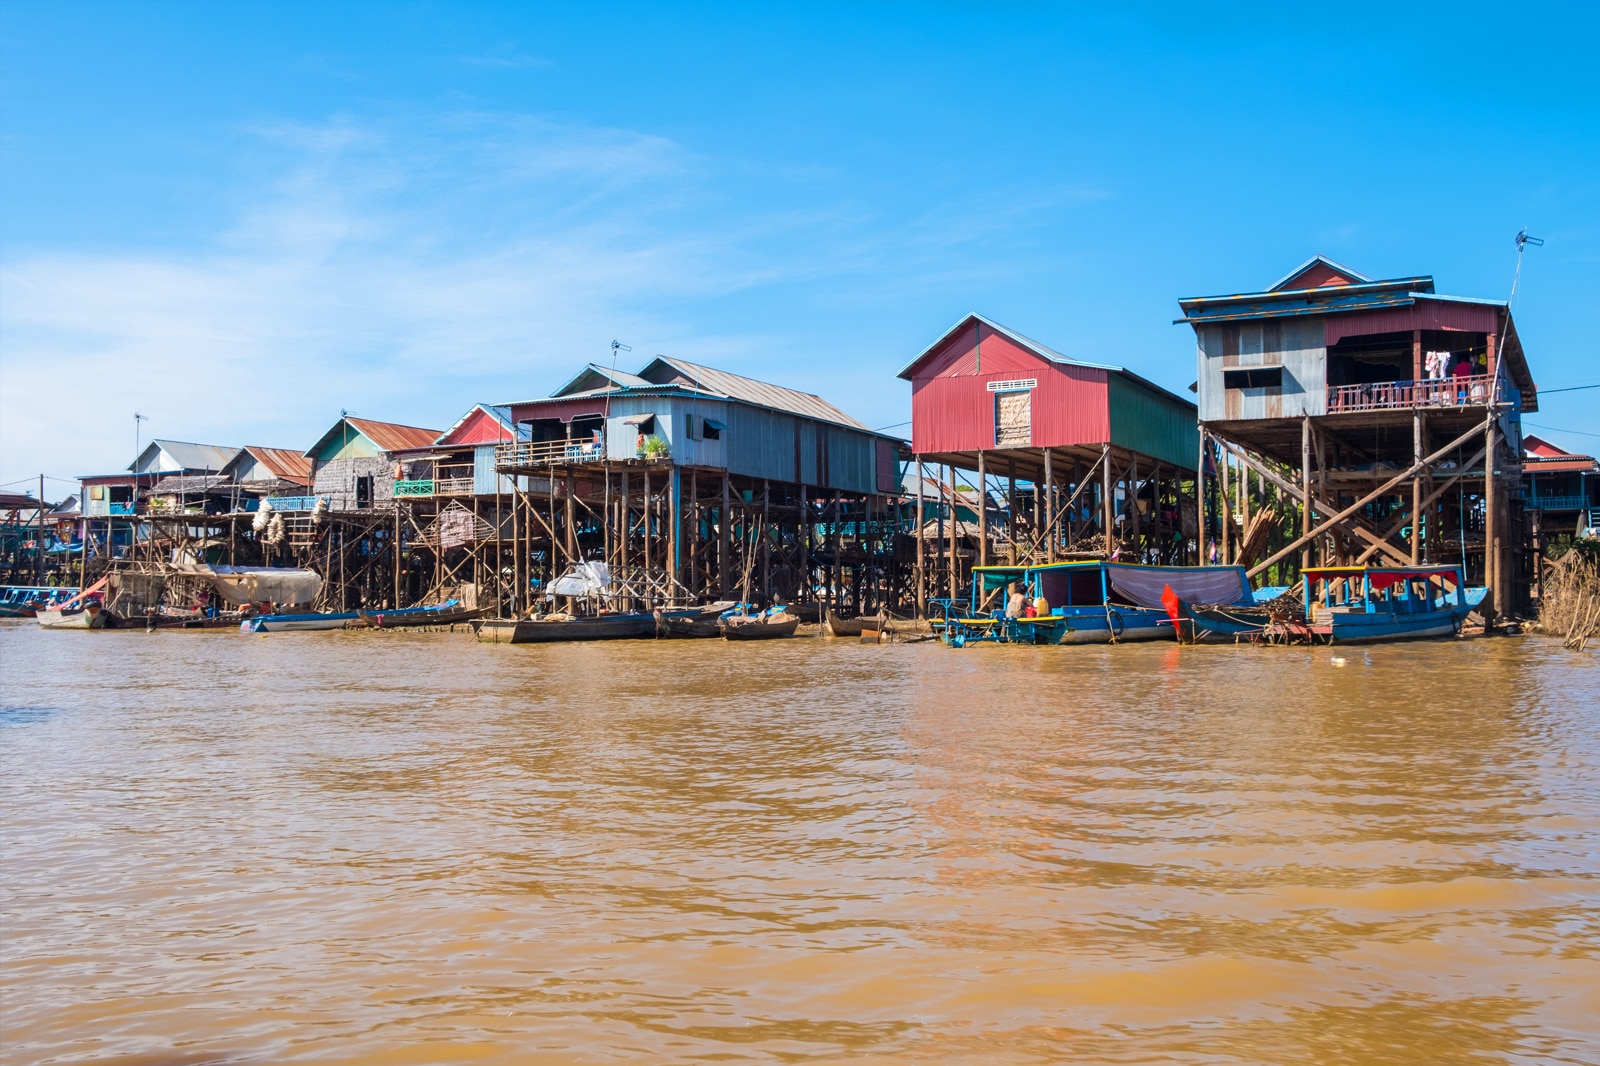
[1178,254,1541,618]
[899,313,1200,611]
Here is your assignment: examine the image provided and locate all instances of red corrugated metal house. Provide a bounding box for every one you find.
[898,313,1199,568]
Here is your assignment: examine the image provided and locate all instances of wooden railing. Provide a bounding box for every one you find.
[1326,374,1496,413]
[495,437,610,469]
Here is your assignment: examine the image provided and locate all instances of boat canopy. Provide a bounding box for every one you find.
[1303,566,1461,591]
[187,565,322,606]
[1106,565,1252,609]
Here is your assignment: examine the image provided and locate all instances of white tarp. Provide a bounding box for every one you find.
[1106,565,1250,609]
[545,561,611,599]
[186,565,323,607]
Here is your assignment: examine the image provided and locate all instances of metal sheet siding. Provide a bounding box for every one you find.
[823,425,875,495]
[474,445,516,496]
[1322,300,1497,346]
[722,404,797,483]
[1107,376,1198,471]
[1197,319,1324,422]
[1030,364,1110,448]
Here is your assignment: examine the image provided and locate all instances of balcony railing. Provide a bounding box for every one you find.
[1519,494,1591,512]
[394,479,435,497]
[263,495,328,512]
[496,437,611,469]
[1326,374,1497,414]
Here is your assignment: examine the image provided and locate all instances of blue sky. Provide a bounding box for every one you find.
[2,1,1596,491]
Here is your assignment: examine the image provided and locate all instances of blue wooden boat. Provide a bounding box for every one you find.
[948,561,1256,646]
[0,586,80,618]
[1301,566,1486,644]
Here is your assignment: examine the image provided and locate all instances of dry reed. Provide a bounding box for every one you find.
[1539,540,1600,651]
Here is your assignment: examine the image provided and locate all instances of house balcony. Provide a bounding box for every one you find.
[1519,493,1591,512]
[495,436,613,469]
[1326,374,1504,414]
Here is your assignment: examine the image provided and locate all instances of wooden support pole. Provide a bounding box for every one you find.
[394,505,401,608]
[947,464,957,600]
[1043,448,1055,564]
[1300,417,1312,571]
[800,484,810,606]
[719,471,731,598]
[761,479,770,603]
[1006,457,1016,562]
[977,450,988,567]
[1412,411,1423,564]
[914,458,925,615]
[1485,416,1500,622]
[1130,453,1141,559]
[1101,442,1113,559]
[1197,428,1206,566]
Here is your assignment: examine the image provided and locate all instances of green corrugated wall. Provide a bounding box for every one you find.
[1107,375,1198,471]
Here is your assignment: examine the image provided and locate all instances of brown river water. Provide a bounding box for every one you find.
[2,623,1598,1065]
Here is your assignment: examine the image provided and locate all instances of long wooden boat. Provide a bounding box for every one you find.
[654,601,740,639]
[475,612,661,644]
[720,611,800,640]
[950,561,1255,646]
[1302,566,1487,644]
[35,579,110,630]
[36,601,109,630]
[0,586,78,618]
[825,609,884,637]
[354,601,477,628]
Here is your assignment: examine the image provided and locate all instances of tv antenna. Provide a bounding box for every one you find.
[134,412,149,467]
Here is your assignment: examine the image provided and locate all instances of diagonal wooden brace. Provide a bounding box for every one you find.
[1244,416,1491,577]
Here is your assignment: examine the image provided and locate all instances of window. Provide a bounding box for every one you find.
[702,418,724,441]
[995,391,1031,448]
[683,414,698,441]
[355,475,373,509]
[1223,366,1283,390]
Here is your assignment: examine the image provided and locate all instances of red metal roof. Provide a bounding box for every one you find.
[344,417,442,454]
[241,446,313,486]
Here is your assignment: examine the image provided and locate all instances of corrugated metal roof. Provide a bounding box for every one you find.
[551,365,653,397]
[1267,254,1373,291]
[344,417,442,453]
[640,357,871,430]
[130,439,242,474]
[505,358,882,434]
[899,313,1194,411]
[240,446,313,485]
[435,404,517,446]
[898,313,1122,382]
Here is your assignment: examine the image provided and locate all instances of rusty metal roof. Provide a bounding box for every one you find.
[238,446,313,485]
[343,417,442,453]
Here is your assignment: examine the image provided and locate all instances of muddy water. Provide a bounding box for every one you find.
[1,624,1597,1065]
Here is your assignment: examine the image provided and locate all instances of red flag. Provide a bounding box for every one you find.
[1160,582,1182,624]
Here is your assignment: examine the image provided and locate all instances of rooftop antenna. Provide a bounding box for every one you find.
[603,340,631,424]
[1494,229,1544,405]
[134,412,149,469]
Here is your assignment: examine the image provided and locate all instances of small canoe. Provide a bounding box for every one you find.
[720,613,800,640]
[37,602,107,629]
[241,611,359,633]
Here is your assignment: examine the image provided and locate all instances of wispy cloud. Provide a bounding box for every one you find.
[0,109,1100,485]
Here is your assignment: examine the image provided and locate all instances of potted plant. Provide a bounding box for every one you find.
[642,434,670,460]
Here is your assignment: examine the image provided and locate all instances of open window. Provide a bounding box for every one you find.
[355,475,373,509]
[1222,366,1283,390]
[701,418,725,441]
[624,413,657,436]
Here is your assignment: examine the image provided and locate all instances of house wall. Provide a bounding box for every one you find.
[1107,376,1199,471]
[1196,318,1326,422]
[909,326,1111,453]
[312,456,396,510]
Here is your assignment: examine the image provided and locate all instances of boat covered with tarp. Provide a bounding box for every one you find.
[944,561,1255,646]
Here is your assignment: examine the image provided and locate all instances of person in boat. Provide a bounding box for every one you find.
[1006,583,1025,620]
